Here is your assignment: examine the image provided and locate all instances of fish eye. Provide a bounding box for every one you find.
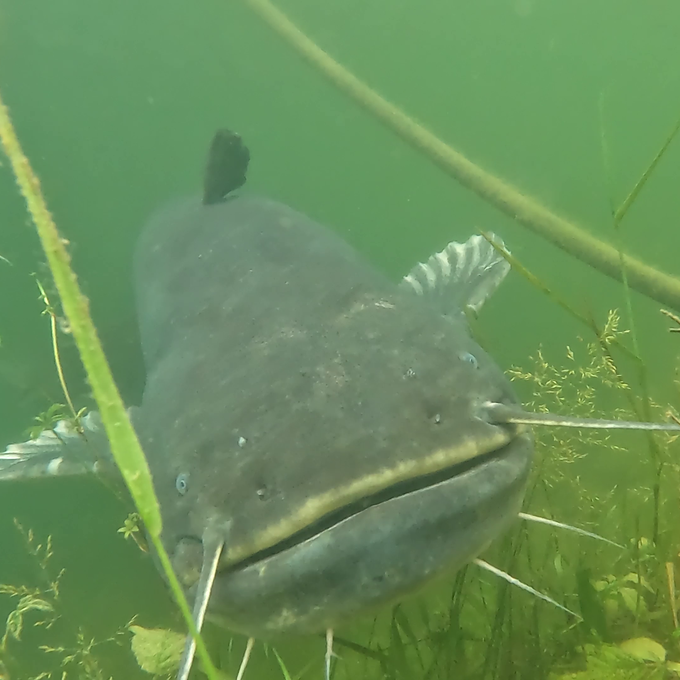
[175,473,189,495]
[460,352,479,369]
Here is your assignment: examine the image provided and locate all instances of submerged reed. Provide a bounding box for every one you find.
[0,92,218,679]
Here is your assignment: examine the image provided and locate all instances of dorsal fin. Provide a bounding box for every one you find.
[399,232,510,315]
[202,129,250,205]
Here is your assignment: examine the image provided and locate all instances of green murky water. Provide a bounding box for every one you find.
[1,0,679,677]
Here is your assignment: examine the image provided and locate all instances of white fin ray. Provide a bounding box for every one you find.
[399,232,510,314]
[0,410,118,481]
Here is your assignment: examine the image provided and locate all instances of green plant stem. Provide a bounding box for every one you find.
[34,278,80,428]
[0,94,218,680]
[242,0,680,311]
[614,111,680,225]
[599,95,664,545]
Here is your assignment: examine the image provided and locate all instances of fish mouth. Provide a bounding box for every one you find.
[198,423,534,637]
[233,432,522,572]
[218,410,529,569]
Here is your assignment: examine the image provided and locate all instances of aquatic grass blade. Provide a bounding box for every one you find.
[0,93,219,680]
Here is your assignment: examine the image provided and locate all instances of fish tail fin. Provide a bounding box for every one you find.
[0,411,115,482]
[203,128,251,206]
[400,232,510,315]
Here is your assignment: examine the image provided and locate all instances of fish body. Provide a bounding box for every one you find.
[134,184,531,635]
[0,130,533,649]
[5,130,680,680]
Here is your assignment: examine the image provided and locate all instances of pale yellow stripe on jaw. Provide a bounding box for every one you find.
[224,426,521,566]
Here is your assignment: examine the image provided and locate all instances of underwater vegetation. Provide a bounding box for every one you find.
[2,3,680,679]
[0,521,127,679]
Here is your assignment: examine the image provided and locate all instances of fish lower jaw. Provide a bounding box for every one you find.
[203,437,532,638]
